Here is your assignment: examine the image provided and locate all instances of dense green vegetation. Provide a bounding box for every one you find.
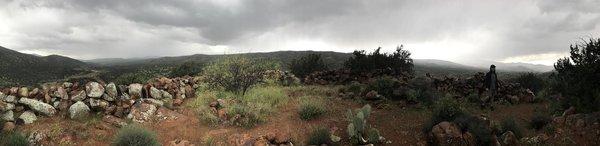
[344,46,414,75]
[551,38,600,113]
[202,56,279,95]
[288,53,329,79]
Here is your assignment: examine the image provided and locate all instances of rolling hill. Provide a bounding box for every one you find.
[0,46,92,86]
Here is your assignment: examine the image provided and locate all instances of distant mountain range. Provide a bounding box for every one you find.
[0,46,91,86]
[0,46,554,86]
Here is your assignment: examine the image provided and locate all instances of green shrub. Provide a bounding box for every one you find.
[307,126,331,145]
[242,86,287,107]
[289,53,329,79]
[298,97,326,120]
[366,76,400,100]
[114,68,169,85]
[169,61,203,77]
[500,118,523,138]
[346,104,383,145]
[228,103,266,128]
[344,46,414,75]
[513,73,546,94]
[453,115,493,145]
[552,38,600,113]
[408,77,439,105]
[202,56,279,95]
[424,97,466,133]
[529,112,551,130]
[0,131,29,146]
[112,125,160,146]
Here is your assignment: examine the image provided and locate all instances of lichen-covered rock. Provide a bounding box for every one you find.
[86,82,105,98]
[18,98,56,116]
[19,111,37,124]
[102,115,127,127]
[150,87,162,99]
[2,121,16,132]
[69,101,90,119]
[2,110,14,121]
[127,103,157,123]
[143,98,164,107]
[71,90,86,101]
[18,87,29,97]
[105,83,118,100]
[430,121,464,145]
[501,131,518,145]
[128,84,143,99]
[55,87,69,100]
[162,90,173,99]
[4,95,16,103]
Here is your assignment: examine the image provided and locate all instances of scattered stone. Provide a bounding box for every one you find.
[4,95,16,103]
[86,82,105,98]
[162,90,173,99]
[19,111,37,124]
[150,87,162,99]
[55,87,69,100]
[71,91,87,102]
[143,98,164,107]
[105,83,118,100]
[28,131,45,145]
[127,103,157,123]
[129,84,143,99]
[69,101,90,119]
[2,122,16,132]
[102,115,127,127]
[18,98,56,116]
[430,121,463,145]
[18,87,29,97]
[2,110,14,121]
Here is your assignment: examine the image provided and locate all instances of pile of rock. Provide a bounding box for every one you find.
[0,76,197,131]
[428,115,518,146]
[430,72,536,104]
[304,69,412,85]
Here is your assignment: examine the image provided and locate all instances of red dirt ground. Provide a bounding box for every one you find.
[18,88,551,146]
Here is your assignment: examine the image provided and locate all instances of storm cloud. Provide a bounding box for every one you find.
[0,0,598,65]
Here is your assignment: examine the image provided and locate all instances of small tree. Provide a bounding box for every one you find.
[552,38,600,113]
[289,54,329,79]
[202,56,279,95]
[344,45,413,75]
[513,73,546,94]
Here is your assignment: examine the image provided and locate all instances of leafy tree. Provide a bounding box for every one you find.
[513,73,546,94]
[289,54,328,79]
[169,61,204,77]
[344,45,413,75]
[552,38,600,113]
[202,56,279,95]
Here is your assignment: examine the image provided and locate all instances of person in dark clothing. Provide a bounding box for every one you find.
[483,65,499,110]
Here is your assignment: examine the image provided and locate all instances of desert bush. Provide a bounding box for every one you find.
[424,97,466,133]
[289,53,329,79]
[0,131,29,146]
[500,117,523,138]
[529,112,551,130]
[228,103,266,128]
[344,46,414,75]
[262,70,300,86]
[408,77,440,105]
[169,61,203,77]
[513,73,546,94]
[202,56,279,95]
[453,115,494,145]
[366,76,400,100]
[346,104,383,145]
[112,125,160,146]
[307,126,332,145]
[298,97,326,120]
[552,38,600,113]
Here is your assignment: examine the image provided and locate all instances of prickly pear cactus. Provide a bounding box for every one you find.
[346,104,383,145]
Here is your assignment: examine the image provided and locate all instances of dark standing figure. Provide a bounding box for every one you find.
[483,65,499,110]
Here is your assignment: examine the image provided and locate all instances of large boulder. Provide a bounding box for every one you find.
[69,101,90,119]
[2,122,16,132]
[150,87,162,99]
[127,103,157,123]
[55,87,69,100]
[430,121,465,146]
[128,84,143,99]
[19,111,37,124]
[18,98,56,116]
[105,83,118,101]
[86,82,105,98]
[4,95,16,103]
[162,90,173,99]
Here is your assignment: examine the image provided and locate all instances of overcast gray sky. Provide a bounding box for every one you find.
[1,0,599,65]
